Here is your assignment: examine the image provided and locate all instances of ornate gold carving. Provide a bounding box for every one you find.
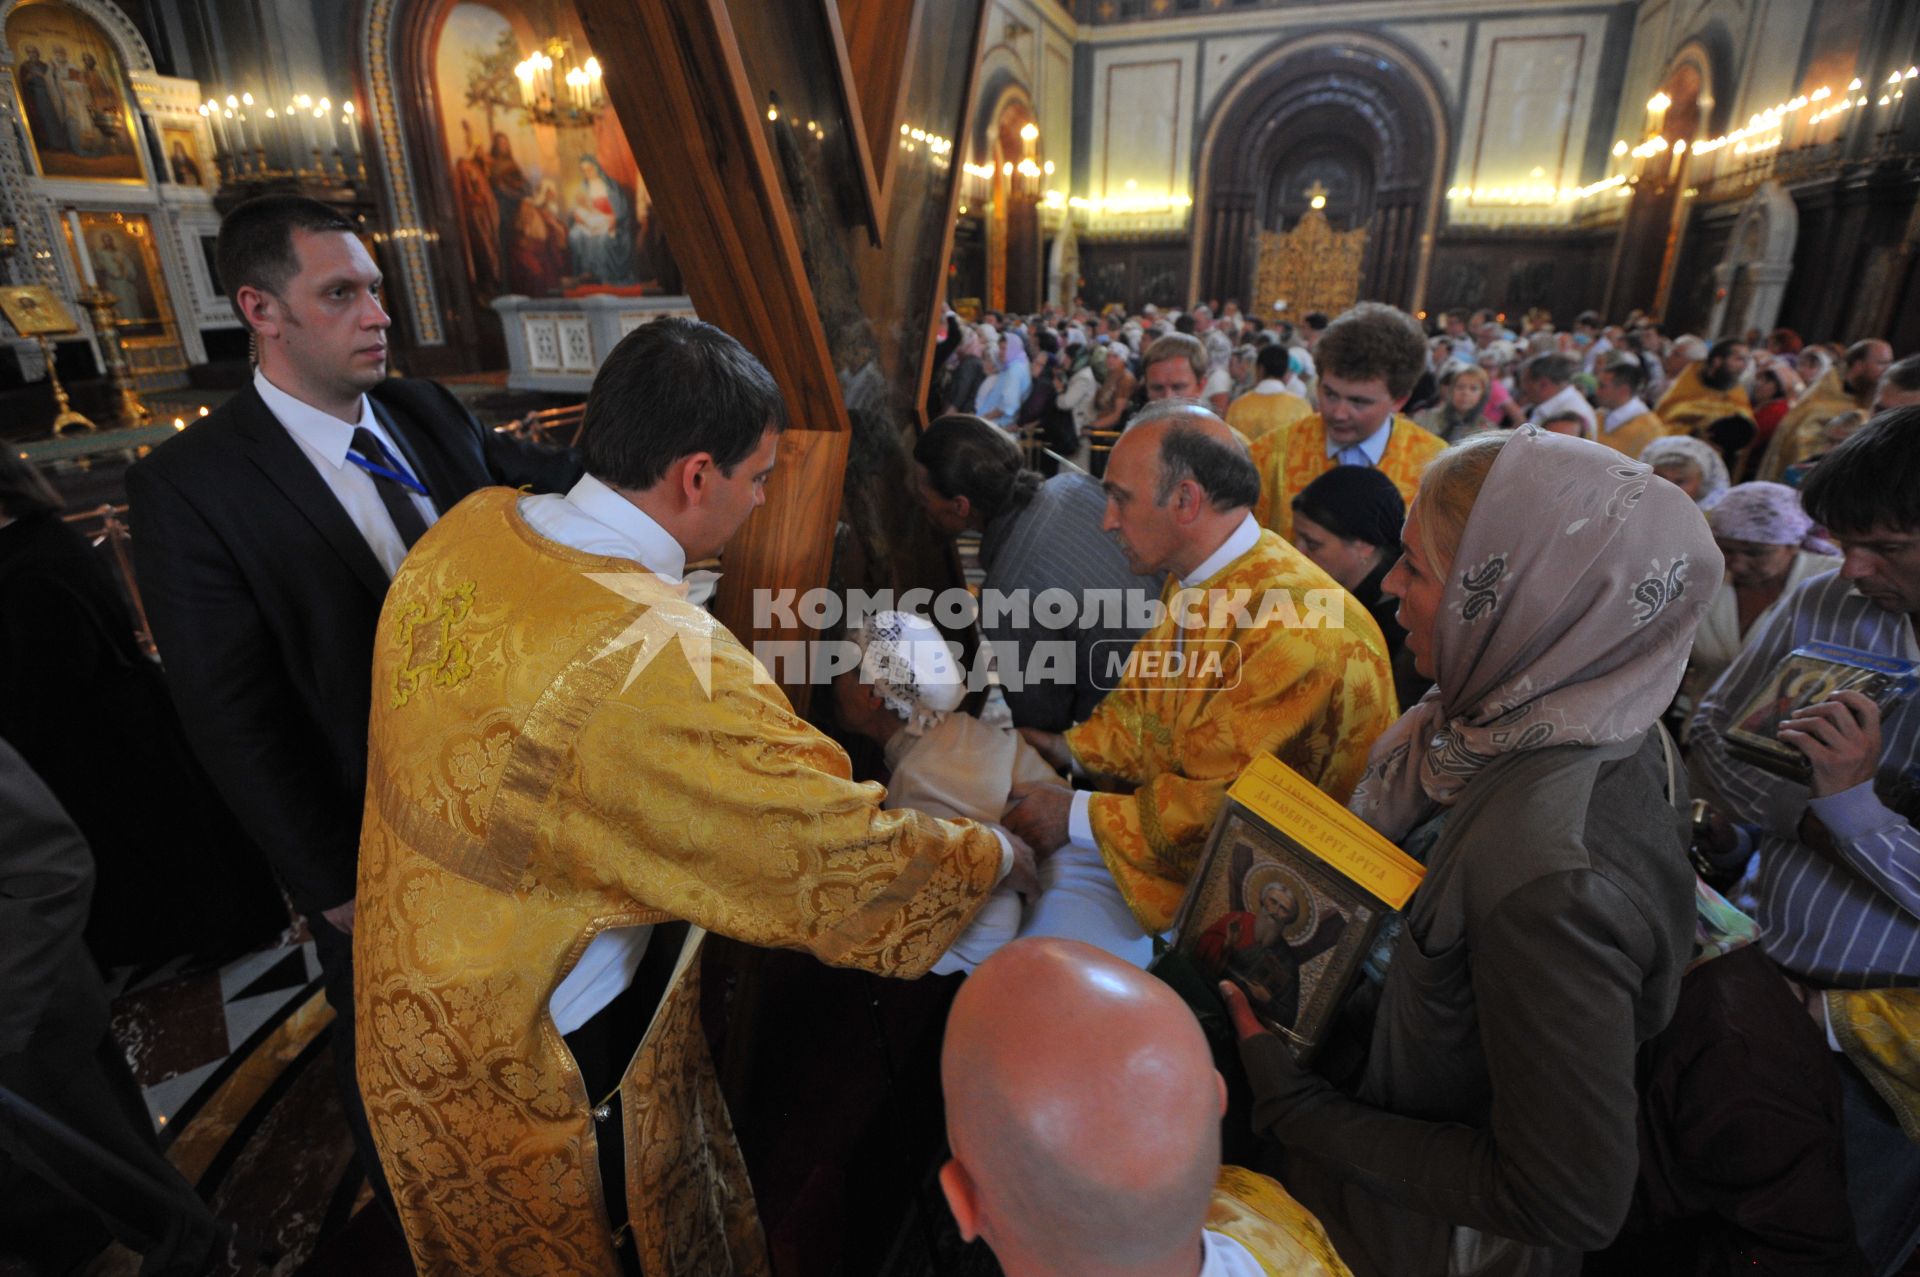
[1254,209,1367,322]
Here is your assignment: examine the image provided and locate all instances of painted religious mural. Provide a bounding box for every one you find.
[434,1,673,302]
[6,0,145,182]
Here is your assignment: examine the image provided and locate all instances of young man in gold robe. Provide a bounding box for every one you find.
[1247,303,1445,544]
[353,319,1031,1276]
[1006,402,1397,937]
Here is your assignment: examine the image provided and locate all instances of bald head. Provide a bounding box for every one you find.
[1847,340,1894,394]
[1102,405,1260,579]
[940,940,1223,1276]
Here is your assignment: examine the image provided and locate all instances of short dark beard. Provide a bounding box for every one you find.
[1699,360,1738,392]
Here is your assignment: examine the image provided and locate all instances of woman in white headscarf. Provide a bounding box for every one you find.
[1225,428,1721,1277]
[1641,434,1731,509]
[1677,481,1840,728]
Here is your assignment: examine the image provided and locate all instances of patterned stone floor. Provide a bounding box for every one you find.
[76,939,407,1276]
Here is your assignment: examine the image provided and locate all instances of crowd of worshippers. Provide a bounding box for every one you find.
[3,192,1919,1277]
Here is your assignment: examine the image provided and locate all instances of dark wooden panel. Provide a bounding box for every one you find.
[575,0,853,703]
[1080,238,1191,310]
[1425,228,1619,325]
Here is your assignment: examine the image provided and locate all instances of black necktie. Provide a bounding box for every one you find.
[350,426,430,549]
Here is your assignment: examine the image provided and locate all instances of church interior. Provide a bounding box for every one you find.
[4,0,1920,1274]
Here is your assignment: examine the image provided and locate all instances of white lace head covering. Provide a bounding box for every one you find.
[855,611,966,736]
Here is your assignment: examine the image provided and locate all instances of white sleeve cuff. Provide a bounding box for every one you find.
[1068,790,1098,851]
[990,828,1015,884]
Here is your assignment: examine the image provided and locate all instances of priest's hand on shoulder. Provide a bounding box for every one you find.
[1004,782,1072,856]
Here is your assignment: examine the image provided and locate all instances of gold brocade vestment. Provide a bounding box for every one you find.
[354,490,1003,1276]
[1063,529,1397,933]
[1753,366,1862,482]
[1248,416,1446,544]
[1653,363,1754,438]
[1208,1165,1355,1276]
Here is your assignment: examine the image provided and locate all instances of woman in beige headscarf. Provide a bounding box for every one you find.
[1225,427,1722,1277]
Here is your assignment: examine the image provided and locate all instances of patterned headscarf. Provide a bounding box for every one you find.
[1349,427,1723,840]
[1708,481,1836,553]
[855,611,966,737]
[1638,435,1730,508]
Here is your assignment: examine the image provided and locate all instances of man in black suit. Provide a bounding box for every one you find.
[127,195,579,1206]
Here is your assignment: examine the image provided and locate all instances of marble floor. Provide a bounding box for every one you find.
[76,939,410,1276]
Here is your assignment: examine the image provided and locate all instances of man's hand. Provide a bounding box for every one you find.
[1000,829,1040,902]
[1219,979,1271,1043]
[1018,727,1073,774]
[1779,690,1882,797]
[1004,782,1073,855]
[321,897,357,936]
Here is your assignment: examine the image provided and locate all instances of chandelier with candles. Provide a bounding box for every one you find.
[513,38,606,130]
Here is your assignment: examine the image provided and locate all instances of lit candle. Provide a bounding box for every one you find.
[515,57,535,108]
[341,101,361,168]
[67,210,97,287]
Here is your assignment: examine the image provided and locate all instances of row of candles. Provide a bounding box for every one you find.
[198,91,363,178]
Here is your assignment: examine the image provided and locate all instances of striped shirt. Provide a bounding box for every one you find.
[1689,569,1920,988]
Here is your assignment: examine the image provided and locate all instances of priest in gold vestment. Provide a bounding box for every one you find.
[1008,404,1397,937]
[1653,339,1754,437]
[1751,340,1889,482]
[1244,303,1446,545]
[354,321,1023,1276]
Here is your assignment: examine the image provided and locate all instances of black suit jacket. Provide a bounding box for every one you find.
[127,378,581,916]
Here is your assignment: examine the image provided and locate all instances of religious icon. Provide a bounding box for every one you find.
[66,212,175,340]
[162,126,206,187]
[1171,756,1424,1061]
[431,1,674,304]
[6,2,145,182]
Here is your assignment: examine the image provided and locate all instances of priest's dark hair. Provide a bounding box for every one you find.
[215,194,357,327]
[914,414,1041,522]
[580,317,787,490]
[1799,405,1920,537]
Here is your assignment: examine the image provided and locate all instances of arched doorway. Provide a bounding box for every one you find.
[1192,34,1448,312]
[983,93,1039,314]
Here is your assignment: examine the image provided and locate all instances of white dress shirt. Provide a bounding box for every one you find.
[1199,1228,1267,1276]
[1323,420,1394,467]
[1527,382,1598,435]
[1603,396,1653,434]
[1065,513,1260,850]
[517,475,684,1035]
[256,369,438,578]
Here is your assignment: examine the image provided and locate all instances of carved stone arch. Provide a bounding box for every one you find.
[1708,180,1797,338]
[1190,29,1449,313]
[968,46,1032,160]
[357,0,451,351]
[0,0,157,72]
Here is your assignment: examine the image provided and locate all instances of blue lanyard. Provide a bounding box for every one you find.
[346,434,430,497]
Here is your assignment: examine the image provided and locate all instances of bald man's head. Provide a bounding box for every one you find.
[1102,405,1260,579]
[940,939,1223,1276]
